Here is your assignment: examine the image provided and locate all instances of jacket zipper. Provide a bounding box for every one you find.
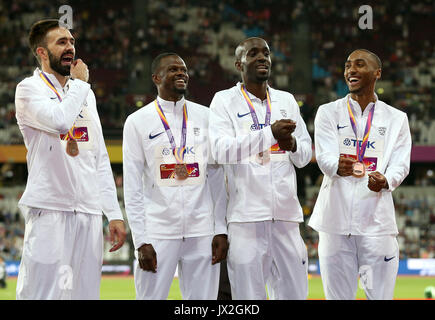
[271,147,275,223]
[177,100,186,241]
[348,109,368,236]
[73,156,79,214]
[181,184,185,241]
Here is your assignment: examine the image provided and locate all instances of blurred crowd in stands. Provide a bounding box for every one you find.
[0,0,134,141]
[0,190,23,262]
[0,0,433,143]
[0,0,434,263]
[307,0,435,144]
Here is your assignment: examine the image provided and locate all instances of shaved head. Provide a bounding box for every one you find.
[350,49,382,69]
[235,37,267,61]
[234,37,271,86]
[151,52,180,75]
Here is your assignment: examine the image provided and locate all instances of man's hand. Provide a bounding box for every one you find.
[337,156,356,177]
[368,171,389,192]
[108,219,126,252]
[277,136,297,152]
[138,243,157,273]
[271,119,296,140]
[212,234,228,265]
[70,59,89,82]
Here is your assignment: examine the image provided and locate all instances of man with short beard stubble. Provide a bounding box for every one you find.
[14,19,126,300]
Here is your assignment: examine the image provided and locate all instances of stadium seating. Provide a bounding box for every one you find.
[0,0,434,264]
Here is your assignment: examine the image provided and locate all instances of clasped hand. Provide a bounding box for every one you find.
[271,119,296,152]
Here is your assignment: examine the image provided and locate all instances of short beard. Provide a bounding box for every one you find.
[47,49,71,76]
[247,69,270,84]
[174,87,187,95]
[255,73,270,83]
[349,87,362,94]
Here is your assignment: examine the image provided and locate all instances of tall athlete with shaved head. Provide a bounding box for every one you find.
[209,37,312,300]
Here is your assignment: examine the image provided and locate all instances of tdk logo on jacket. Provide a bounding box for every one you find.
[162,147,195,156]
[343,138,376,149]
[250,123,266,130]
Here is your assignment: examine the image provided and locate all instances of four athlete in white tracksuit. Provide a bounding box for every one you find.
[15,26,412,300]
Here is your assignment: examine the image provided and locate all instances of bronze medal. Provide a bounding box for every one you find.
[352,161,365,178]
[174,163,189,180]
[256,150,270,165]
[66,139,79,157]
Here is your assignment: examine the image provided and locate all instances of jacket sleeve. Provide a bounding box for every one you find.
[91,92,123,222]
[314,104,340,178]
[288,96,313,168]
[123,116,149,249]
[15,78,90,134]
[208,93,278,164]
[383,114,411,191]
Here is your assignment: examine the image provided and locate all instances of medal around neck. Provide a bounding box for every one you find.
[173,146,189,180]
[66,139,79,157]
[347,98,375,178]
[352,161,365,178]
[39,71,80,157]
[64,128,79,157]
[256,150,271,165]
[174,163,189,180]
[240,85,273,166]
[155,99,190,179]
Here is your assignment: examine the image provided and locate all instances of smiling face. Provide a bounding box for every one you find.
[344,50,381,95]
[37,27,75,76]
[236,38,271,84]
[152,55,189,101]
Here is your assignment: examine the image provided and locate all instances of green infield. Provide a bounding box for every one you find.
[0,275,434,300]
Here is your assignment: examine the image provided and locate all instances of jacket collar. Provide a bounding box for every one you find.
[34,68,71,93]
[236,81,278,102]
[347,93,378,115]
[156,95,186,114]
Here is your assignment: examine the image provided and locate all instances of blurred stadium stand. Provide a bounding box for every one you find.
[0,0,434,266]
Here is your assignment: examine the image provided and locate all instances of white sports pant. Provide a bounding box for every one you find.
[16,209,103,300]
[227,221,308,300]
[318,232,399,300]
[134,235,220,300]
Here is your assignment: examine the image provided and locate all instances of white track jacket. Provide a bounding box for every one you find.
[309,94,411,236]
[15,68,123,222]
[123,96,227,249]
[208,82,312,223]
